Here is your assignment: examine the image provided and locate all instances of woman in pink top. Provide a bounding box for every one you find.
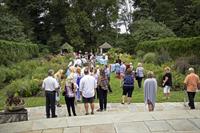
[64,76,77,116]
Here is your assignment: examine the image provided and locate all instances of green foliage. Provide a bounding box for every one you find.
[130,19,176,43]
[47,34,64,53]
[0,6,28,42]
[143,62,185,91]
[143,52,157,64]
[0,40,39,65]
[136,50,145,59]
[132,0,200,37]
[107,48,123,62]
[1,55,71,98]
[136,37,200,58]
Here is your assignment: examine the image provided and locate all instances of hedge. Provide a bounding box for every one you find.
[136,37,200,58]
[0,40,39,65]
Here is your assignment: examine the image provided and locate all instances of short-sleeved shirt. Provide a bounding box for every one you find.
[42,76,59,91]
[184,73,200,92]
[163,72,172,87]
[79,75,97,98]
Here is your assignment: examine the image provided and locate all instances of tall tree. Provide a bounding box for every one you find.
[0,5,27,42]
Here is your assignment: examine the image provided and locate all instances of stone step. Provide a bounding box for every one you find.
[27,102,200,120]
[0,109,200,133]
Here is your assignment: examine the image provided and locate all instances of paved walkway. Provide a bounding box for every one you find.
[27,102,200,120]
[0,102,200,133]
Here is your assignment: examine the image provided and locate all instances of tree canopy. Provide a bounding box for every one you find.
[0,0,199,53]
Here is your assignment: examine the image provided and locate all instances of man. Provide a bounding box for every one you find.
[42,69,59,118]
[184,68,200,109]
[79,68,97,115]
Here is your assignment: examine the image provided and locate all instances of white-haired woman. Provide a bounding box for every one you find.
[144,71,157,111]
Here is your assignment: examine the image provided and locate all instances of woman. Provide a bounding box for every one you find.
[136,63,144,89]
[75,67,82,102]
[64,76,77,116]
[97,68,109,111]
[121,68,134,104]
[144,71,157,111]
[162,67,172,100]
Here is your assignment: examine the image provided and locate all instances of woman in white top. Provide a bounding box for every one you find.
[136,63,144,89]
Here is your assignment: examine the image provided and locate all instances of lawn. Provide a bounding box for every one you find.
[1,73,200,110]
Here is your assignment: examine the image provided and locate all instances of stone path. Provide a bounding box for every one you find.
[0,102,200,133]
[27,102,200,120]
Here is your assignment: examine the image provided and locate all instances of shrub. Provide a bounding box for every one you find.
[129,19,176,43]
[175,57,190,74]
[143,62,185,91]
[136,50,145,59]
[143,52,157,64]
[156,48,172,65]
[0,40,39,65]
[136,37,200,58]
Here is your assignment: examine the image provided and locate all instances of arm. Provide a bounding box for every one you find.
[42,80,45,90]
[163,76,168,86]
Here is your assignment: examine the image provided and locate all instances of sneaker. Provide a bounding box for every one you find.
[91,112,94,115]
[57,104,62,107]
[85,113,89,115]
[96,108,103,112]
[121,102,125,104]
[52,115,58,118]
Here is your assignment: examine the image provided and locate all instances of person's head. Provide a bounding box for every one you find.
[147,71,154,78]
[84,67,89,75]
[48,69,54,76]
[69,66,75,73]
[188,67,195,73]
[138,62,142,67]
[76,67,81,75]
[90,67,94,73]
[125,68,132,75]
[164,67,171,73]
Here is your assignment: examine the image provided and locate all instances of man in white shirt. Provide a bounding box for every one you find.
[42,69,59,118]
[79,68,97,115]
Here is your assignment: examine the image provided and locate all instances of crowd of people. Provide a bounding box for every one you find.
[42,52,200,118]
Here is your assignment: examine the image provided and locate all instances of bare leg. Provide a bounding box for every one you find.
[121,95,125,104]
[90,102,94,114]
[84,103,89,114]
[127,97,131,104]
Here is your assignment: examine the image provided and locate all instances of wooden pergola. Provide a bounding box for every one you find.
[99,42,112,54]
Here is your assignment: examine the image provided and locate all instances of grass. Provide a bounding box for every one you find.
[1,73,200,110]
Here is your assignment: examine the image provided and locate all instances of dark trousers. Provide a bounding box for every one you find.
[45,91,56,117]
[137,77,143,88]
[65,96,76,116]
[99,89,108,110]
[108,84,112,92]
[108,77,112,92]
[187,92,196,109]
